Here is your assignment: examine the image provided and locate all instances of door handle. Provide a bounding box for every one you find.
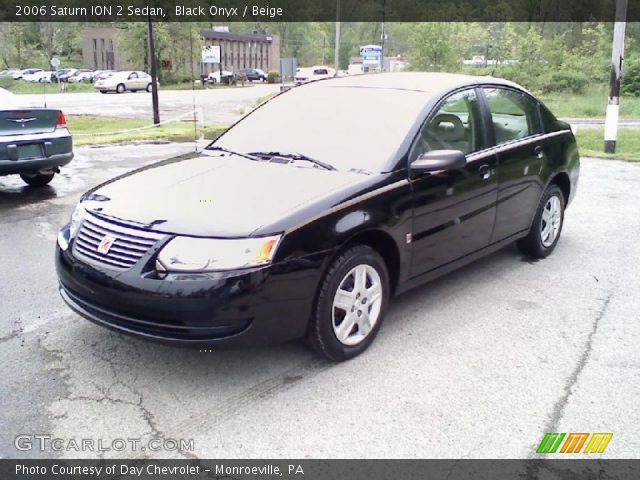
[534,145,544,159]
[478,164,491,179]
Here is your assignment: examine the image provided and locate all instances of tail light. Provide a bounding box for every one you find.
[56,111,67,129]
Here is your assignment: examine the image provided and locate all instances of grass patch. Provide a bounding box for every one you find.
[575,128,640,162]
[539,85,640,119]
[2,80,95,94]
[67,115,225,147]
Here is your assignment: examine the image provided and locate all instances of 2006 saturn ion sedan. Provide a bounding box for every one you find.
[56,72,579,361]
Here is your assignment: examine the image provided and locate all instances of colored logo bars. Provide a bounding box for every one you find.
[537,433,613,454]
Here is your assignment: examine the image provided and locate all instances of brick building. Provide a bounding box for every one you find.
[200,29,280,75]
[82,27,129,71]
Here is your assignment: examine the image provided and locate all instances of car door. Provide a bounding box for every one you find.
[126,72,138,89]
[138,72,150,89]
[409,88,498,277]
[480,87,546,242]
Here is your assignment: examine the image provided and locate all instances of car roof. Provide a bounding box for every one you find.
[304,71,526,97]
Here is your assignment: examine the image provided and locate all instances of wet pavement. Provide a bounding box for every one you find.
[1,148,639,459]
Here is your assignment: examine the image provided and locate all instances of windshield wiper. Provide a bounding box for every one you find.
[205,145,258,162]
[248,151,337,171]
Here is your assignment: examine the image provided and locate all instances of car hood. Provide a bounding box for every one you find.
[82,154,366,237]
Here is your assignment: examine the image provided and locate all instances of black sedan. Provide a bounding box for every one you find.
[56,72,579,361]
[0,87,73,186]
[239,68,267,82]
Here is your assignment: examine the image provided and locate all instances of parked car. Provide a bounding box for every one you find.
[68,69,94,83]
[295,65,334,85]
[0,69,20,78]
[57,68,79,83]
[12,68,42,80]
[93,70,114,81]
[50,68,74,83]
[94,71,155,93]
[206,70,234,84]
[21,69,47,82]
[56,72,579,361]
[239,68,267,82]
[0,87,73,186]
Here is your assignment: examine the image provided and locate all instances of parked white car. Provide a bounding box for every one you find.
[294,66,334,85]
[14,68,43,80]
[94,71,155,93]
[206,70,234,84]
[68,69,94,83]
[28,71,53,83]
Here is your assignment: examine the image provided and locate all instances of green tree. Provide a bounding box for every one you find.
[408,23,466,71]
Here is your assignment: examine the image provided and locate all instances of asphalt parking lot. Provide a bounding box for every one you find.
[0,147,638,459]
[19,84,281,126]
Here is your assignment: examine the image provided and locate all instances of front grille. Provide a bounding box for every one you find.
[72,212,165,270]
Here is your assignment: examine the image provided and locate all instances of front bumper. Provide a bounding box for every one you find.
[55,233,326,348]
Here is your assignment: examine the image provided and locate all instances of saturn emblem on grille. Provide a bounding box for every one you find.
[97,235,116,254]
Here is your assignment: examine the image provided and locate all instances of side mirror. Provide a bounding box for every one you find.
[410,150,466,175]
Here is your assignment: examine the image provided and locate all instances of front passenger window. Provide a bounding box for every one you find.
[410,89,483,162]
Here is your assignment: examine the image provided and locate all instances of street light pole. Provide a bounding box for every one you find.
[604,0,628,154]
[147,14,160,125]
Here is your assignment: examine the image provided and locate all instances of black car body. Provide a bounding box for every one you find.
[1,87,73,186]
[239,68,267,82]
[56,73,579,360]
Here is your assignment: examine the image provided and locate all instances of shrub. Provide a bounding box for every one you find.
[544,70,589,94]
[622,58,640,97]
[267,71,280,84]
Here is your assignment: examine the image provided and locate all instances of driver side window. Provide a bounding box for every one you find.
[410,89,483,162]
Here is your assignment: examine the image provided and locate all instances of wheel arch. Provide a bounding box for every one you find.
[550,171,571,207]
[331,229,402,296]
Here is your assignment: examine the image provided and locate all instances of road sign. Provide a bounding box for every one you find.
[360,45,382,66]
[201,45,221,64]
[50,57,60,68]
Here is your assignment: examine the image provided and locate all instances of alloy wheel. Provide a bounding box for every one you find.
[540,194,562,247]
[332,264,383,346]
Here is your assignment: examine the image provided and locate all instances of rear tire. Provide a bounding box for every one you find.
[307,245,389,361]
[517,184,565,258]
[20,172,55,187]
[116,83,125,94]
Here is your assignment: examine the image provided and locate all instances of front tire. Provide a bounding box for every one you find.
[146,83,152,92]
[116,83,125,94]
[307,245,389,361]
[20,172,55,187]
[517,184,565,258]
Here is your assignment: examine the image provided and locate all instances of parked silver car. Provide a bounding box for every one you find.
[0,87,73,186]
[94,71,155,93]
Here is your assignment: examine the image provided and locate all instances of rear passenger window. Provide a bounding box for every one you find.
[483,88,542,145]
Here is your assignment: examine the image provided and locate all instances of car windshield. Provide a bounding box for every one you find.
[215,85,429,172]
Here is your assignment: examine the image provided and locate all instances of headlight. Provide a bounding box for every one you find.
[69,203,86,238]
[156,235,282,273]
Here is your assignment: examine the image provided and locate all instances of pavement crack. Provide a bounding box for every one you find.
[531,292,612,460]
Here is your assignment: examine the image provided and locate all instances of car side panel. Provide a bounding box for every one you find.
[269,171,415,293]
[489,135,548,241]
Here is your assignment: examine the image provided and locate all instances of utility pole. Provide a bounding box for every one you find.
[380,0,386,72]
[334,0,340,75]
[147,14,160,125]
[604,0,628,153]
